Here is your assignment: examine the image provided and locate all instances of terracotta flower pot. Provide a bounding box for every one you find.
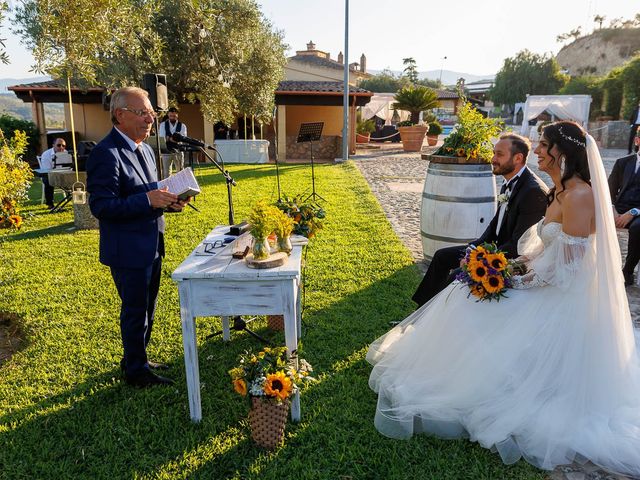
[249,397,289,449]
[426,135,438,146]
[356,133,370,143]
[398,125,429,152]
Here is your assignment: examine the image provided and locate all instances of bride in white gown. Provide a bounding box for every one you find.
[367,121,640,476]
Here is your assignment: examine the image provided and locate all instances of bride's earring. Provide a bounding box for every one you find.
[559,155,566,176]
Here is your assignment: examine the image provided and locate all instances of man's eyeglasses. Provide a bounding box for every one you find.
[120,107,157,118]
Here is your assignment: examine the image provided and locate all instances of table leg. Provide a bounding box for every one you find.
[296,278,302,340]
[178,282,202,422]
[282,279,300,422]
[221,316,231,341]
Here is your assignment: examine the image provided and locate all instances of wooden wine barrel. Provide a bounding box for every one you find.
[420,154,497,262]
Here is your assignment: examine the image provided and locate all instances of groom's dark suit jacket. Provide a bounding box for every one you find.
[412,166,548,306]
[473,166,549,258]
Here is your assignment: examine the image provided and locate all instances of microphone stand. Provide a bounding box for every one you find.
[195,145,236,225]
[194,144,271,346]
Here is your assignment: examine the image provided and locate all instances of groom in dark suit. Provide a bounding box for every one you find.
[609,131,640,286]
[412,133,548,306]
[87,87,190,387]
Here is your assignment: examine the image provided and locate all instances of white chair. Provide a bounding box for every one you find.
[36,155,66,206]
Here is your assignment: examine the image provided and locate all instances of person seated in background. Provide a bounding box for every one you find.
[609,131,640,286]
[158,107,187,178]
[214,121,229,140]
[39,137,67,209]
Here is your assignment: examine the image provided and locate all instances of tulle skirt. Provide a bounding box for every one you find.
[367,281,640,475]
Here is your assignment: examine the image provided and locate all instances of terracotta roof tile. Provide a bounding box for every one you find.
[276,81,371,94]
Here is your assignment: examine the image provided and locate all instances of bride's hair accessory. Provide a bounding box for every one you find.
[558,127,586,148]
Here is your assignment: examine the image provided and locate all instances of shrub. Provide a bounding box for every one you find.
[436,101,503,163]
[0,129,33,229]
[427,121,443,136]
[0,115,39,164]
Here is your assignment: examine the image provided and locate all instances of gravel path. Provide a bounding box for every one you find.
[353,143,640,480]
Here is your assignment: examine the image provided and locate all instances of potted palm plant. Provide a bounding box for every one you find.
[426,120,443,146]
[393,86,440,151]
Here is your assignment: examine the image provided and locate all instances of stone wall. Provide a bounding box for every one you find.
[285,135,340,160]
[589,120,628,149]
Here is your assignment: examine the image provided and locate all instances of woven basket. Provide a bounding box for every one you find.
[266,315,284,331]
[248,396,289,449]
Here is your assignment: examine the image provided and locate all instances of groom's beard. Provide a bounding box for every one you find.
[492,158,516,176]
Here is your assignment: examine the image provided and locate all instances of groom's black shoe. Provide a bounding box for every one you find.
[124,369,174,388]
[623,270,634,287]
[120,358,169,372]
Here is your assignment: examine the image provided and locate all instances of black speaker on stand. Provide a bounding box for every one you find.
[142,73,169,178]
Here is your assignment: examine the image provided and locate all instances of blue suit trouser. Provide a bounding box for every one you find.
[110,255,162,376]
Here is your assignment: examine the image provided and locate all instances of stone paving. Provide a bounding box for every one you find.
[352,142,640,480]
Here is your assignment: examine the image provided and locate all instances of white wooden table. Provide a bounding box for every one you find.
[172,226,304,422]
[213,139,270,163]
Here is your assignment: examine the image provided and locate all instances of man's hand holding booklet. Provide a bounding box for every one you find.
[157,167,201,200]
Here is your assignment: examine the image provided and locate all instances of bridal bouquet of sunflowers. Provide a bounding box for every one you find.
[229,346,314,404]
[456,243,517,301]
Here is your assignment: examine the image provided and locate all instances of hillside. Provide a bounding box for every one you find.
[0,93,65,128]
[556,28,640,76]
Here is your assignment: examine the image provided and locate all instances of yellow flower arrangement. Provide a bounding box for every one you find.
[456,243,515,302]
[229,346,314,405]
[435,100,504,163]
[0,130,32,230]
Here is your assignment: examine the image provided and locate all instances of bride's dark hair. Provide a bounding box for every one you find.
[540,120,590,204]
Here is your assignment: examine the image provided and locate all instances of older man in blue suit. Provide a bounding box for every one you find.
[87,87,189,387]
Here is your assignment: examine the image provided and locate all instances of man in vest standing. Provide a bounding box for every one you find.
[610,131,640,286]
[158,107,187,179]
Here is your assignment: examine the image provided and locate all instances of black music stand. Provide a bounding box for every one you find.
[297,122,325,203]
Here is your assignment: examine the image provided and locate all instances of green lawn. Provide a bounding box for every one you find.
[0,162,543,479]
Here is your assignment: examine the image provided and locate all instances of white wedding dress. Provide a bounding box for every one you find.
[368,136,640,476]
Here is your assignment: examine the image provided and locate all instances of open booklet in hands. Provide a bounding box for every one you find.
[157,167,201,200]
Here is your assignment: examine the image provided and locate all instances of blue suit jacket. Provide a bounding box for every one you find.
[87,128,163,269]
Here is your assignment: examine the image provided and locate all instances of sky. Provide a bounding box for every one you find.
[1,0,638,79]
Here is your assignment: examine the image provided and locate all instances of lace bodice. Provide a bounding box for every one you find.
[538,221,562,247]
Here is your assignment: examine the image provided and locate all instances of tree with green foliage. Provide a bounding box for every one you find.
[393,86,440,125]
[489,50,568,106]
[0,1,8,64]
[14,0,286,124]
[360,69,411,93]
[601,67,624,118]
[403,57,419,84]
[0,115,39,162]
[620,55,640,120]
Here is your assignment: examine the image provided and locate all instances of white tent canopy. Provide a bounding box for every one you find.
[519,95,591,136]
[361,93,410,125]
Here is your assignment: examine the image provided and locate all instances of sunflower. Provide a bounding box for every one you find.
[468,248,486,265]
[456,148,466,157]
[264,371,293,401]
[8,215,22,228]
[233,378,247,396]
[470,284,486,299]
[482,274,504,294]
[468,261,489,282]
[485,252,507,272]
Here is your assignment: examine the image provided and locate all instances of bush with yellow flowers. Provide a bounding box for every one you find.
[454,242,524,301]
[274,194,325,238]
[229,346,314,404]
[436,100,503,163]
[0,129,33,230]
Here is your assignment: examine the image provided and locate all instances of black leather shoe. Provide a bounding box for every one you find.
[120,358,169,371]
[623,270,634,287]
[125,369,174,388]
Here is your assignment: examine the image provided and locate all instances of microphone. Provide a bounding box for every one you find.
[171,133,216,150]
